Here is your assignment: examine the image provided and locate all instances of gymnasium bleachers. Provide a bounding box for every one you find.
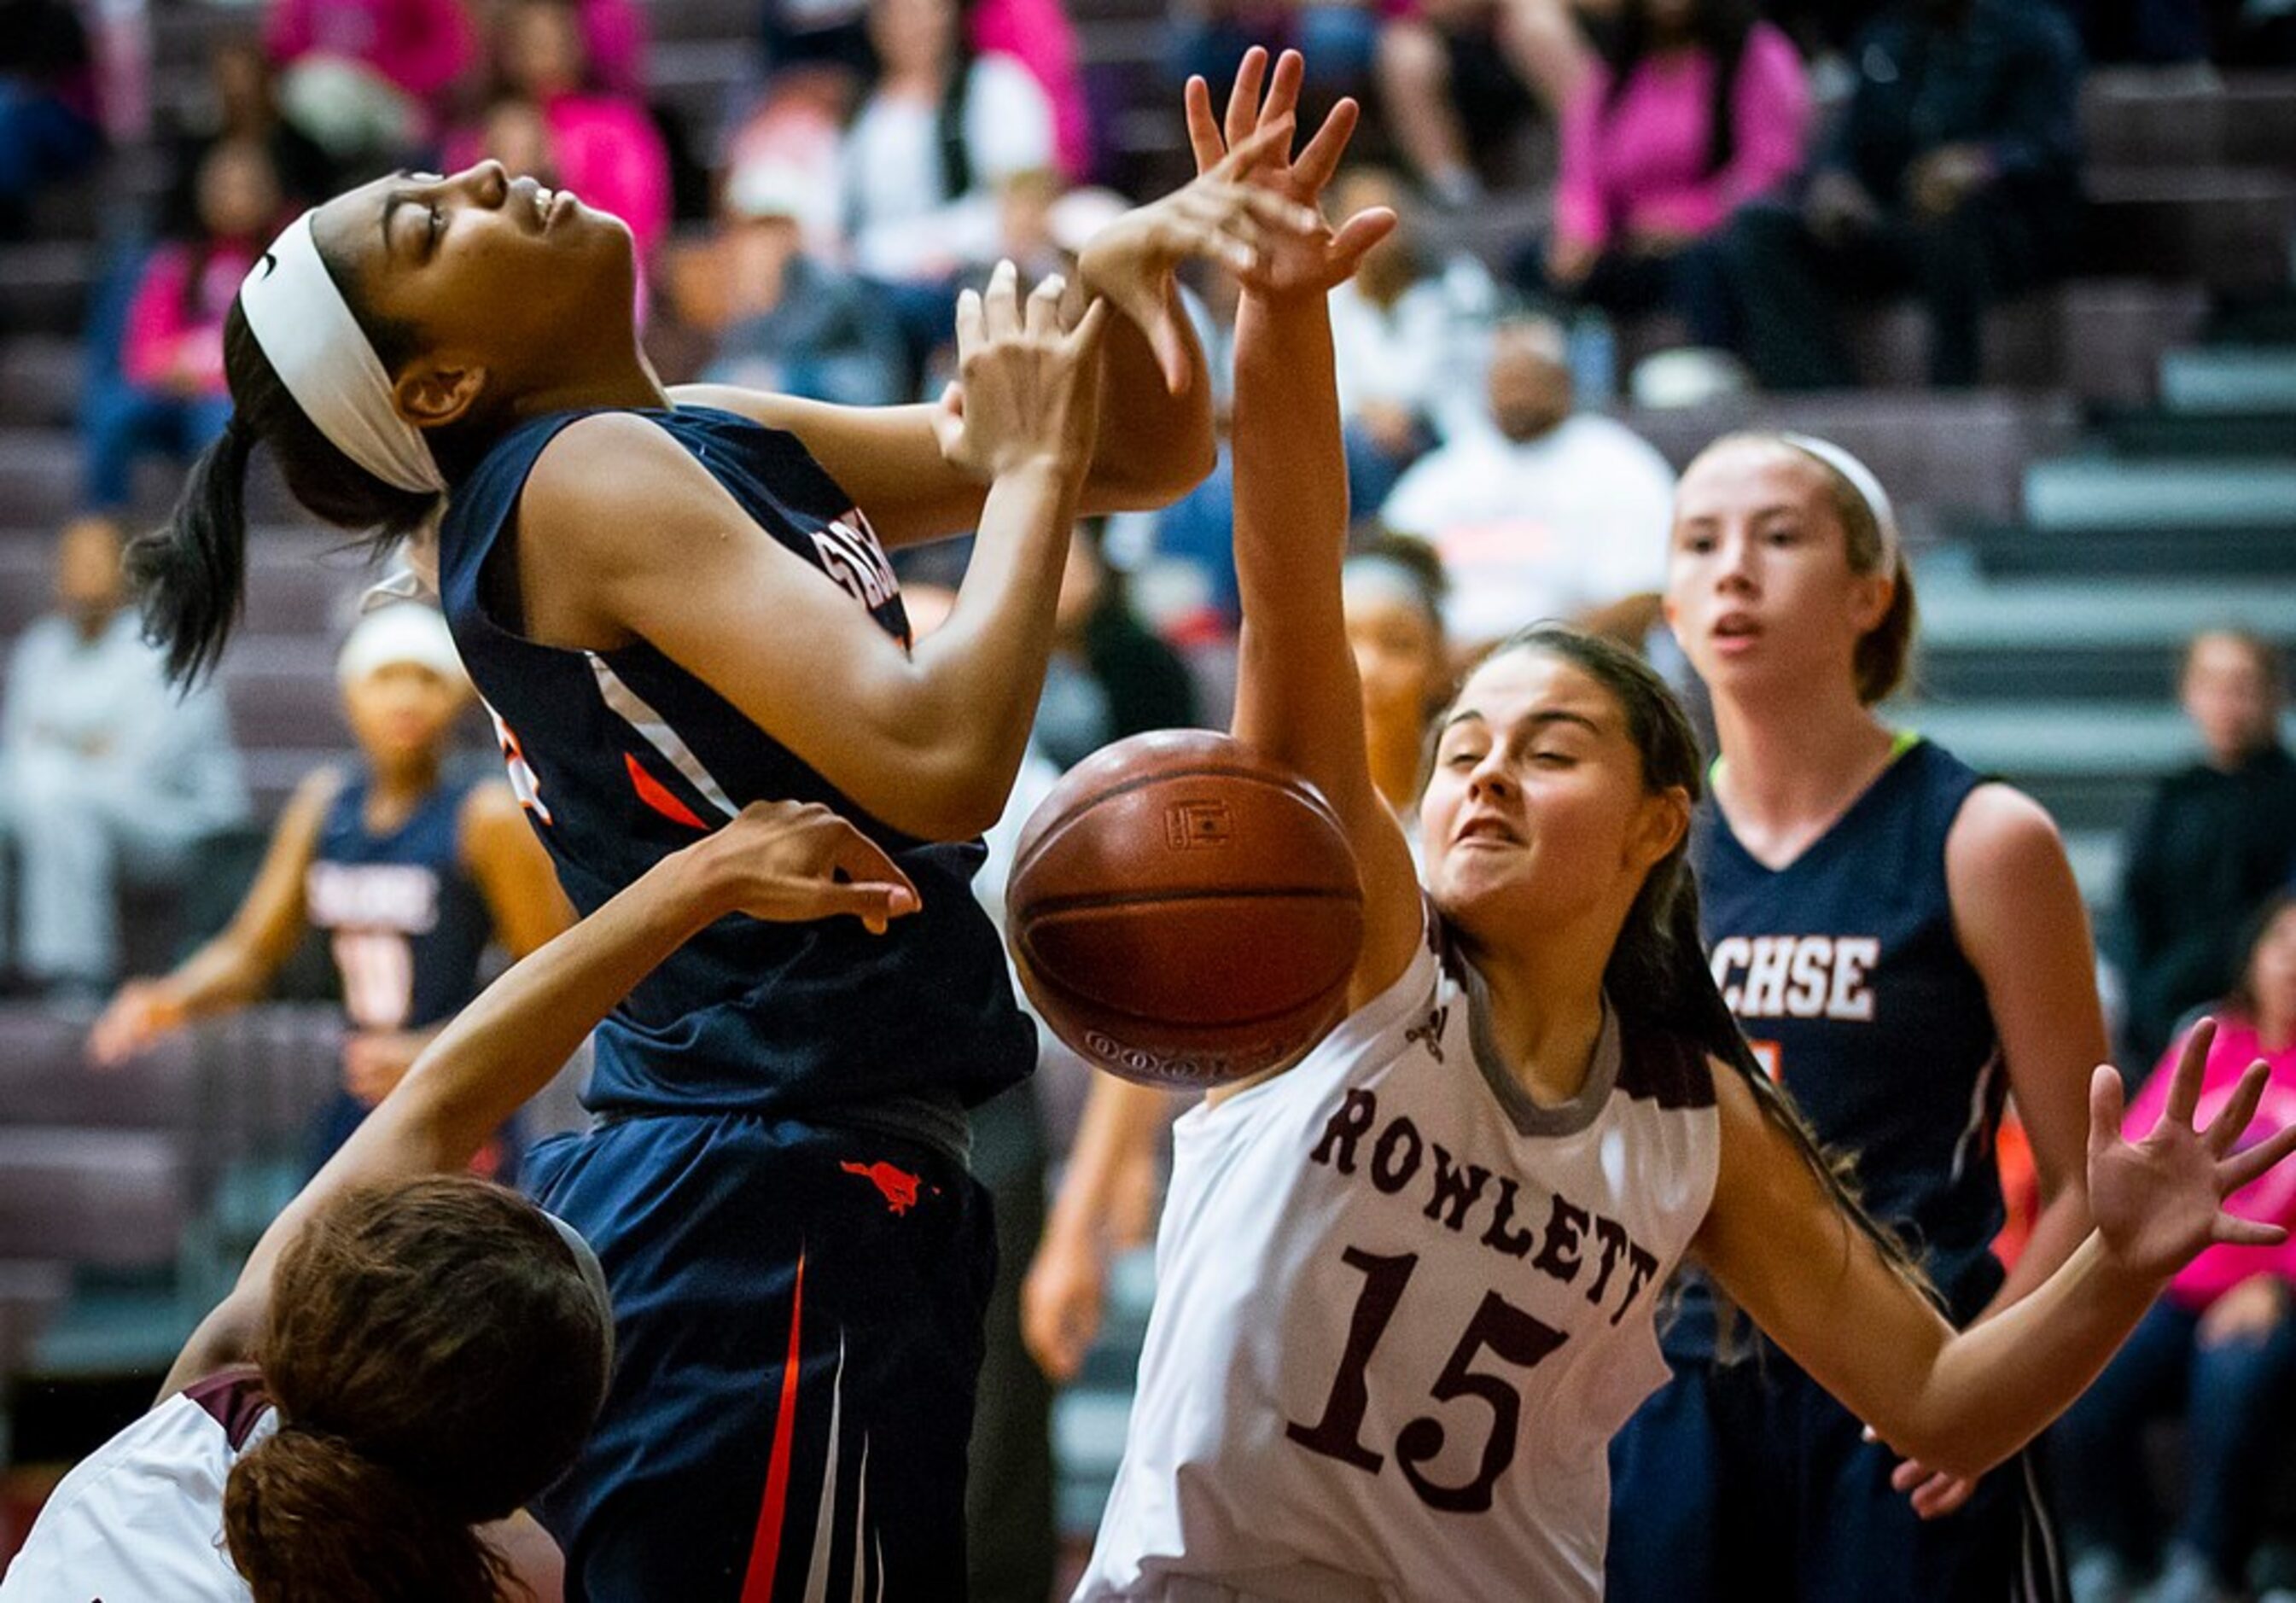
[2,0,2295,1564]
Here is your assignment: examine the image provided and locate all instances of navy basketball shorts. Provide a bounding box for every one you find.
[1605,1349,2066,1602]
[524,1110,995,1601]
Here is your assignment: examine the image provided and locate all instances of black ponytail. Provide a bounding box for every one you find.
[132,262,443,685]
[129,410,256,685]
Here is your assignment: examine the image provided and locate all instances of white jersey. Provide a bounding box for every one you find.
[1,1368,271,1601]
[1079,923,1721,1602]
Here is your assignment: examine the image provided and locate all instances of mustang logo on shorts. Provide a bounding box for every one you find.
[841,1160,924,1215]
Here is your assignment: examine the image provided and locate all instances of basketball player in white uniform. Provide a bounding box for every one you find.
[1064,52,2296,1602]
[0,800,918,1601]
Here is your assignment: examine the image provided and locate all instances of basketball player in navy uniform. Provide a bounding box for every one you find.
[1605,434,2110,1602]
[90,603,568,1178]
[1057,57,2296,1600]
[11,799,923,1603]
[125,74,1328,1596]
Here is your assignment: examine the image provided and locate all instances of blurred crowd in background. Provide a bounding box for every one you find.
[3,0,2296,1594]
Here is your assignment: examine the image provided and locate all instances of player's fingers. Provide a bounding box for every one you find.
[2088,1065,2124,1164]
[1327,207,1399,272]
[1023,271,1065,338]
[1062,295,1113,363]
[825,830,920,906]
[1222,45,1268,151]
[803,880,915,932]
[1212,114,1298,182]
[1889,1458,1925,1492]
[2212,1214,2290,1249]
[1183,74,1224,173]
[952,286,984,364]
[2204,1058,2271,1156]
[1227,184,1323,236]
[1258,48,1304,139]
[982,259,1023,341]
[2219,1119,2296,1192]
[1171,217,1256,275]
[1293,95,1361,192]
[2166,1016,2217,1128]
[1914,1476,1974,1520]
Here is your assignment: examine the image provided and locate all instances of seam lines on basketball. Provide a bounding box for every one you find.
[1013,765,1348,877]
[1019,957,1352,1030]
[1019,885,1364,918]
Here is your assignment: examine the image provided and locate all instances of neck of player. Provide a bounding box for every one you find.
[1711,677,1898,845]
[1464,923,1611,1109]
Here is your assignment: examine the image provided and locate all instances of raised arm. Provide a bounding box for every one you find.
[1212,51,1419,1009]
[160,800,919,1399]
[87,767,341,1068]
[537,267,1105,842]
[673,120,1320,546]
[1697,1020,2296,1481]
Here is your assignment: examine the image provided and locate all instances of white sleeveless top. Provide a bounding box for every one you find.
[1,1368,272,1601]
[1078,923,1722,1602]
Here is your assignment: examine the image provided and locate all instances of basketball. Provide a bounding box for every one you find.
[1005,730,1366,1089]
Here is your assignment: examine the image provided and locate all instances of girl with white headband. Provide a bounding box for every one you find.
[1605,434,2111,1601]
[128,52,1338,1600]
[90,602,568,1184]
[1044,79,2291,1600]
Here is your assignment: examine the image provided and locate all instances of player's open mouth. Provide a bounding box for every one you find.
[1455,815,1520,846]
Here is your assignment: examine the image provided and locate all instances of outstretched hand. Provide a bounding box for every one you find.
[1074,108,1322,393]
[2089,1017,2296,1279]
[929,259,1110,485]
[691,801,922,935]
[1182,47,1396,301]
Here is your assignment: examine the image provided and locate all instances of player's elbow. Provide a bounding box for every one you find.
[869,748,1014,843]
[1099,427,1216,511]
[1879,1406,2016,1484]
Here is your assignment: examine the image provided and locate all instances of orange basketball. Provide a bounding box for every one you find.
[1006,731,1366,1089]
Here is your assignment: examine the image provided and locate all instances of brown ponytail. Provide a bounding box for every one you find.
[222,1177,613,1602]
[224,1425,508,1603]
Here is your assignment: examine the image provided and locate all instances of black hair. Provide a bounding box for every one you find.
[1448,625,1935,1339]
[129,234,486,685]
[1600,0,1760,178]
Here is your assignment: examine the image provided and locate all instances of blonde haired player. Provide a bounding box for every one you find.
[1052,53,2296,1600]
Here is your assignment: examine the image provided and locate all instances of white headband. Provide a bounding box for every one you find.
[240,210,448,496]
[1779,434,1900,568]
[338,601,466,687]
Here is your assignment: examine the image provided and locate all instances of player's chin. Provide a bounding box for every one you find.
[1426,852,1530,930]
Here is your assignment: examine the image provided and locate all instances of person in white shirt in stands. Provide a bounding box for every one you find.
[0,513,249,999]
[839,0,1057,283]
[1323,166,1495,508]
[1378,315,1676,653]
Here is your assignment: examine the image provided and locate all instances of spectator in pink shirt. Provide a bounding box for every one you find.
[264,0,477,154]
[2054,895,2296,1603]
[1534,0,1807,348]
[82,138,281,509]
[969,0,1091,181]
[447,0,669,259]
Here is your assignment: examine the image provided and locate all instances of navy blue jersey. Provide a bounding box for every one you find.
[306,768,492,1030]
[436,405,1034,1122]
[1669,735,2003,1356]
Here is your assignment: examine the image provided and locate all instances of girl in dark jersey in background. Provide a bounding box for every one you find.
[89,602,568,1180]
[125,75,1319,1598]
[1605,433,2111,1602]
